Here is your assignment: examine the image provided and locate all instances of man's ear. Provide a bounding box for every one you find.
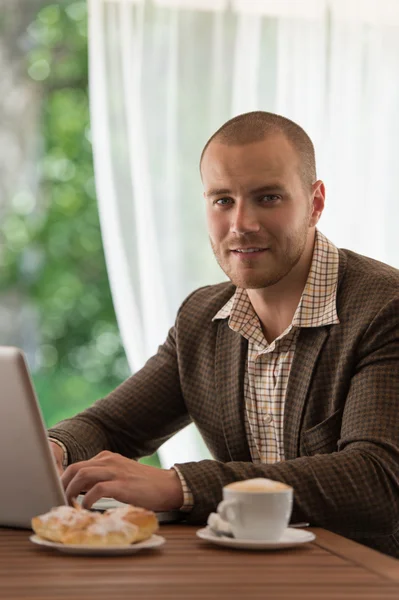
[309,180,325,227]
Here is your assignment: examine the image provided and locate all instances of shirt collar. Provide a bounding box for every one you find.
[292,230,340,327]
[212,230,340,328]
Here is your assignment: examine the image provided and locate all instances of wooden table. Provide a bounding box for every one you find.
[1,525,399,599]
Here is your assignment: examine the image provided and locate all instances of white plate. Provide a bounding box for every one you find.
[196,527,315,550]
[30,534,165,556]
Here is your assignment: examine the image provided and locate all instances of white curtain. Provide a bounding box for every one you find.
[87,0,399,468]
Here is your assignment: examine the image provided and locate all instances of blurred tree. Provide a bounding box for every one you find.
[0,0,49,356]
[0,0,45,213]
[0,0,160,466]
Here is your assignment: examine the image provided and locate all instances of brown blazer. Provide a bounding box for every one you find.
[49,249,399,557]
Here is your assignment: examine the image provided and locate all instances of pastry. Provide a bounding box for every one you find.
[31,503,158,546]
[105,505,159,542]
[61,512,139,546]
[31,505,94,543]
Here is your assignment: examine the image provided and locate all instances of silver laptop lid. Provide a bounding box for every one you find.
[0,347,183,527]
[0,347,67,528]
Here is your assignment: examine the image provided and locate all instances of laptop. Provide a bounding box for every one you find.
[0,346,181,528]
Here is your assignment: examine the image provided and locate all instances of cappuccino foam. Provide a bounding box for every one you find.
[225,478,291,493]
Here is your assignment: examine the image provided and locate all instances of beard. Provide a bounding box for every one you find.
[210,224,309,290]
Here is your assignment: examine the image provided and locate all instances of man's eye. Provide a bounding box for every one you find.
[261,195,279,203]
[215,198,232,206]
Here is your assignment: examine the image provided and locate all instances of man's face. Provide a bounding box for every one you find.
[202,134,323,289]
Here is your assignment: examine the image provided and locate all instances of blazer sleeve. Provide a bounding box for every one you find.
[48,323,191,464]
[175,296,399,546]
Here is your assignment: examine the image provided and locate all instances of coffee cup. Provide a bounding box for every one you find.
[216,478,293,541]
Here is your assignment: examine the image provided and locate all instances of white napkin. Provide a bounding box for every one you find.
[207,512,234,537]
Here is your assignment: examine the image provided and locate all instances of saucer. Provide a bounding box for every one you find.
[30,534,165,556]
[196,527,315,550]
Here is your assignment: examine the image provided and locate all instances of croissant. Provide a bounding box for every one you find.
[31,505,94,543]
[61,512,139,546]
[105,505,159,542]
[32,503,159,546]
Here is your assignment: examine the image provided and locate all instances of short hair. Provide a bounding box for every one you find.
[200,111,316,189]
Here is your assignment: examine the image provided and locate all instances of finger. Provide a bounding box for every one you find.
[61,460,93,489]
[65,467,116,504]
[80,480,126,509]
[61,452,121,489]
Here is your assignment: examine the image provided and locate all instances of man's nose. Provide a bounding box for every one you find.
[230,203,261,235]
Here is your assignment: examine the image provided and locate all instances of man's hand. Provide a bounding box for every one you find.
[61,451,184,511]
[49,441,65,477]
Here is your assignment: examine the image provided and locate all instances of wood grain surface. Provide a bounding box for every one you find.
[1,525,398,600]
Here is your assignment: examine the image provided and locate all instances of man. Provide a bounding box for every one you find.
[49,111,399,557]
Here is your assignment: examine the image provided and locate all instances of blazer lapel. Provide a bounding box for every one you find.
[284,327,330,460]
[215,319,252,462]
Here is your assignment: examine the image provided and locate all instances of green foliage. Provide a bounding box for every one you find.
[0,0,160,468]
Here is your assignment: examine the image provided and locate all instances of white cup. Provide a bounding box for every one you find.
[217,478,293,541]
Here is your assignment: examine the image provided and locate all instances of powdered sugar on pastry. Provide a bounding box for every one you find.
[38,506,91,525]
[109,506,145,516]
[31,505,95,543]
[88,514,137,536]
[61,513,139,546]
[105,505,159,542]
[32,504,158,546]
